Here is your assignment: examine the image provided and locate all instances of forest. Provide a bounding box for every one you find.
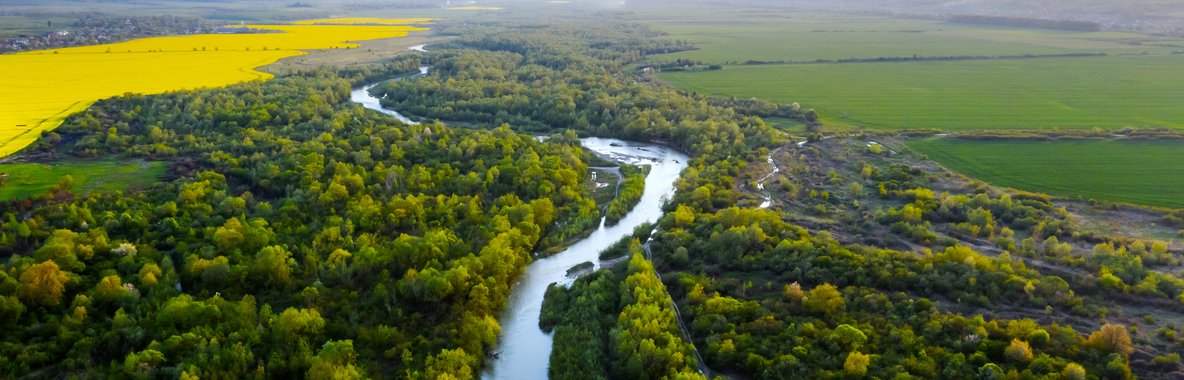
[548,206,1144,378]
[3,8,1182,380]
[0,66,607,377]
[603,164,648,226]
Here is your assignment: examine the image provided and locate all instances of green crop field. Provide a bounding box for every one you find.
[908,138,1184,207]
[0,15,78,38]
[646,12,1184,64]
[0,160,166,200]
[645,10,1184,208]
[659,55,1184,130]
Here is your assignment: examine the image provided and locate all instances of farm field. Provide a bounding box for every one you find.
[659,55,1184,130]
[0,15,77,38]
[0,20,428,158]
[646,12,1184,64]
[644,9,1184,208]
[907,138,1184,208]
[0,160,166,200]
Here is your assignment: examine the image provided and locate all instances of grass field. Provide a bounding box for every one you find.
[907,138,1184,207]
[0,160,166,200]
[645,10,1184,131]
[0,19,428,158]
[647,13,1184,64]
[659,55,1184,130]
[761,117,808,132]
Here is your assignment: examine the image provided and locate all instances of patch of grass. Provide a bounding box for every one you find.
[659,55,1184,130]
[907,138,1184,208]
[587,168,620,207]
[761,117,807,132]
[0,160,166,200]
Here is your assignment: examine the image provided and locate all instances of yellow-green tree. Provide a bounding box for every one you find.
[19,260,69,307]
[802,283,845,317]
[1004,338,1033,363]
[843,351,870,377]
[1061,363,1087,380]
[1087,323,1134,358]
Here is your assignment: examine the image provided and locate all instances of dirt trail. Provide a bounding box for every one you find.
[643,231,716,378]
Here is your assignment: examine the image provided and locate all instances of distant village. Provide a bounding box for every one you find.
[0,14,248,53]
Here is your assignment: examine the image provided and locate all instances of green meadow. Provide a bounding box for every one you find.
[659,55,1184,130]
[0,160,166,200]
[649,13,1184,64]
[908,138,1184,207]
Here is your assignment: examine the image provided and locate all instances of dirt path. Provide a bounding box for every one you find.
[643,234,716,378]
[589,166,623,197]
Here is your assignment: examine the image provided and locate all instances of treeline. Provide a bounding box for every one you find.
[331,56,425,87]
[342,1,441,11]
[1,14,219,53]
[367,20,806,219]
[732,52,1108,66]
[0,69,605,377]
[603,164,649,226]
[369,21,790,159]
[540,240,705,380]
[707,97,804,122]
[646,58,723,72]
[950,15,1101,32]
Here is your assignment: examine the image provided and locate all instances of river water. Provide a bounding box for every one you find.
[349,65,430,125]
[483,138,687,379]
[349,60,689,379]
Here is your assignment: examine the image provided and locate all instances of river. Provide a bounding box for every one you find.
[756,147,783,209]
[482,138,687,379]
[348,65,430,125]
[350,47,690,379]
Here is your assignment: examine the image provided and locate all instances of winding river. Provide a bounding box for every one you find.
[756,147,783,209]
[350,48,690,379]
[482,139,687,379]
[349,65,430,125]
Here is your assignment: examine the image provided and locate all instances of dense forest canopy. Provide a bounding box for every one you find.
[0,67,608,377]
[2,5,1183,380]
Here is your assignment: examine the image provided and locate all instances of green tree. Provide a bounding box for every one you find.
[253,245,294,287]
[831,324,868,351]
[275,307,325,343]
[0,296,25,326]
[424,348,474,380]
[307,340,364,380]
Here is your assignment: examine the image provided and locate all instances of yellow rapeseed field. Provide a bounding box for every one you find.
[0,20,428,157]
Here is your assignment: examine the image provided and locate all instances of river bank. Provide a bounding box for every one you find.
[349,63,690,379]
